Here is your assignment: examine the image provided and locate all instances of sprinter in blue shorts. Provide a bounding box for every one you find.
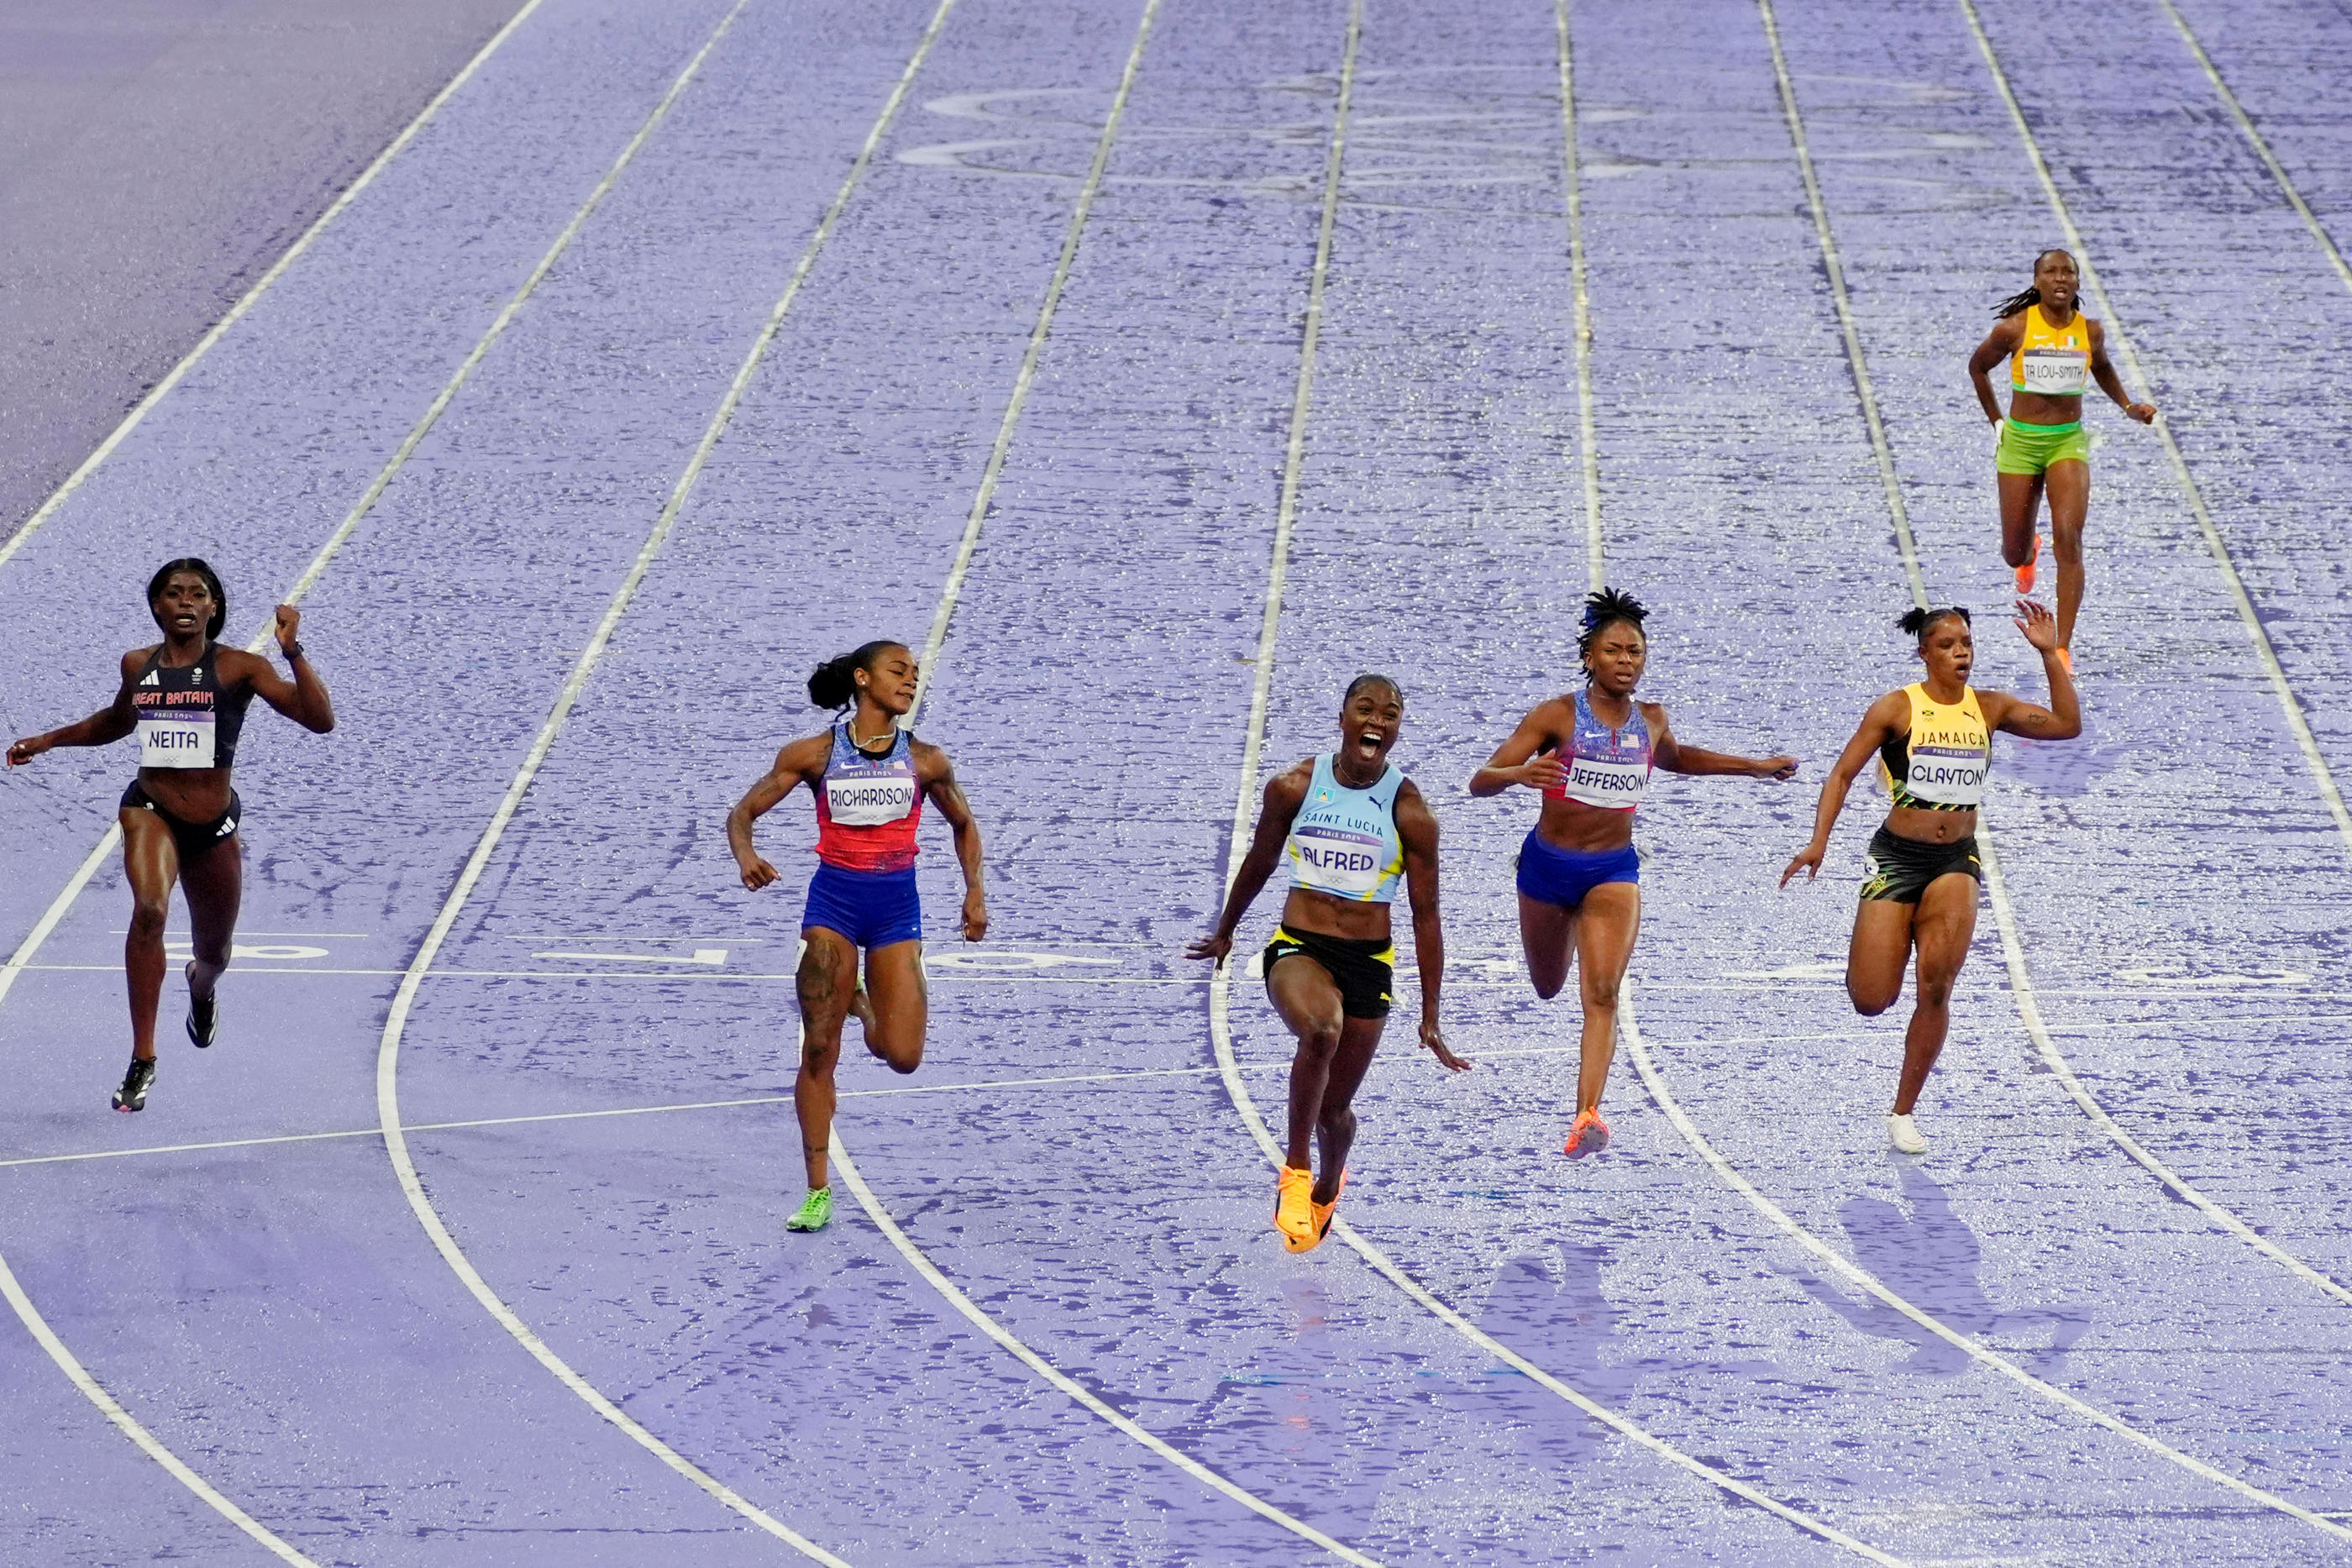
[1473,590,1796,1158]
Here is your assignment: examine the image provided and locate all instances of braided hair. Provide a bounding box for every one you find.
[1897,605,1971,643]
[1992,249,2074,318]
[146,558,228,641]
[807,640,905,710]
[1577,588,1648,663]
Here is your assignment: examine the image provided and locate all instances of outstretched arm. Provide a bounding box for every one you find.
[1967,318,2021,425]
[726,736,827,891]
[1982,599,2081,741]
[1186,767,1308,962]
[2088,322,2155,424]
[1396,782,1468,1072]
[1781,690,1906,888]
[232,607,334,733]
[7,652,142,766]
[920,743,987,941]
[1651,705,1797,780]
[1468,702,1568,797]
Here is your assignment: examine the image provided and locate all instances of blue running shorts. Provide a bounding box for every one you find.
[801,862,922,950]
[1514,830,1640,910]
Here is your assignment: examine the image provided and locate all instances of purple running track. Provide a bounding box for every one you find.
[4,0,2352,1563]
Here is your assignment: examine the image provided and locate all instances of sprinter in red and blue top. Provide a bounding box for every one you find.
[1190,675,1469,1255]
[727,639,985,1235]
[1473,590,1795,1158]
[8,559,333,1114]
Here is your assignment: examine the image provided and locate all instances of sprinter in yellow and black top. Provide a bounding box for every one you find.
[1966,249,2156,666]
[1780,601,2077,1156]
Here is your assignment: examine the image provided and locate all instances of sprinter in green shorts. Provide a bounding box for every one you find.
[1966,249,2156,666]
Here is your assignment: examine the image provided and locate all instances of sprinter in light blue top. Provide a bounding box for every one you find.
[1286,753,1406,903]
[1189,674,1468,1258]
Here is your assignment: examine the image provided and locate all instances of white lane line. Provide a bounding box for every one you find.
[827,1139,1385,1567]
[1621,982,2352,1544]
[1952,0,2352,856]
[278,0,762,616]
[0,10,806,1549]
[371,0,972,1556]
[0,1251,320,1565]
[1976,839,2352,1307]
[1551,0,1604,585]
[0,0,759,1013]
[905,0,1163,720]
[0,0,550,569]
[1758,0,2352,1309]
[366,0,1368,1552]
[1200,5,1905,1560]
[813,3,1394,1555]
[2147,0,2352,295]
[32,1007,2352,1175]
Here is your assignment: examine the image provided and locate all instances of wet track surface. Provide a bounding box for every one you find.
[4,0,2351,1562]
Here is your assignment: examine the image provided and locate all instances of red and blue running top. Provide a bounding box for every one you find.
[813,720,924,872]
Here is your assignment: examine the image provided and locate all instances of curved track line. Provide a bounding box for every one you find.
[1620,983,2352,1544]
[370,0,1406,1547]
[370,3,966,1558]
[1952,0,2352,855]
[1755,0,2352,1308]
[2146,0,2352,296]
[906,0,1163,718]
[826,1141,1384,1565]
[0,14,842,1548]
[0,0,550,569]
[0,1271,317,1566]
[1551,0,1604,586]
[1200,8,1907,1561]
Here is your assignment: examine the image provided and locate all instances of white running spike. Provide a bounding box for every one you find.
[1887,1114,1927,1156]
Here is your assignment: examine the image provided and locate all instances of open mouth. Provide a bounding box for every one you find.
[1352,730,1384,756]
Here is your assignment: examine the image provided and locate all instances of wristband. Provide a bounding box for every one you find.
[282,642,306,661]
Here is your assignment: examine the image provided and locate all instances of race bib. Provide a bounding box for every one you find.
[2017,349,2087,396]
[137,711,216,768]
[1289,825,1389,898]
[824,774,916,826]
[1903,746,1987,807]
[1558,754,1651,809]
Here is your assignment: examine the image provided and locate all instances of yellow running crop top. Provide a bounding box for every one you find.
[1878,684,1990,810]
[2011,303,2091,396]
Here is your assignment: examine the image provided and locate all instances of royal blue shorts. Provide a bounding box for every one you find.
[1515,830,1640,910]
[801,863,922,950]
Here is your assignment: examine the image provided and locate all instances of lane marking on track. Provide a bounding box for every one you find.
[1200,5,1907,1561]
[1952,0,2352,857]
[30,1005,2352,1175]
[1756,0,2352,1310]
[822,3,1397,1557]
[905,0,1163,718]
[1622,982,2352,1544]
[370,0,1383,1555]
[827,1138,1385,1566]
[0,0,550,568]
[368,0,973,1556]
[2145,0,2352,295]
[0,1251,320,1566]
[0,2,780,1542]
[1551,0,1604,585]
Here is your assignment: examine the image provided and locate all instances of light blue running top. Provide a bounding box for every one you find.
[1285,753,1406,904]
